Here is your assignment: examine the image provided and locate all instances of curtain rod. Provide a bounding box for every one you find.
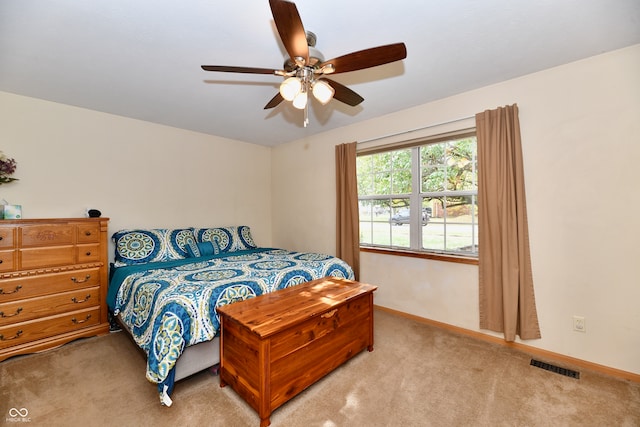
[358,114,475,144]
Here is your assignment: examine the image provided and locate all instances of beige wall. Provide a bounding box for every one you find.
[272,44,640,375]
[0,92,273,255]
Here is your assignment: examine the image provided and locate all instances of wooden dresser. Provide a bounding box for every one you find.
[0,218,110,362]
[217,276,377,427]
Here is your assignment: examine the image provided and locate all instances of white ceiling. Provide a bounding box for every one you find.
[1,1,639,147]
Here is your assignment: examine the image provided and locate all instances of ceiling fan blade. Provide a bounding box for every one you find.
[201,65,280,75]
[319,43,407,74]
[322,78,364,106]
[269,0,309,66]
[264,92,284,109]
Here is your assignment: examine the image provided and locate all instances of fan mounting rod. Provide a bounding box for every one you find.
[284,31,324,71]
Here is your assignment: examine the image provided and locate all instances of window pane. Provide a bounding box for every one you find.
[359,199,405,247]
[444,195,477,253]
[358,200,374,245]
[356,155,373,196]
[421,143,445,166]
[422,197,445,251]
[421,165,446,192]
[374,171,391,194]
[391,169,411,194]
[421,143,446,192]
[421,195,478,254]
[389,199,410,248]
[446,139,477,191]
[372,199,393,247]
[357,150,412,196]
[360,222,372,245]
[391,149,412,194]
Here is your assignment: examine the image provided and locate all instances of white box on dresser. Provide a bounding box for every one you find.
[0,218,110,362]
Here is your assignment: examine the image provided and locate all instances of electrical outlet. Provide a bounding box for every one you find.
[573,316,586,332]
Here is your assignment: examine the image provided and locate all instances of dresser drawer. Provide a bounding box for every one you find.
[0,250,16,273]
[0,286,100,326]
[77,244,101,263]
[20,246,75,269]
[0,307,100,350]
[77,223,100,243]
[0,267,101,303]
[20,224,75,247]
[0,228,16,249]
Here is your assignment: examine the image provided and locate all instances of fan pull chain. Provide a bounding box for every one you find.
[303,102,309,127]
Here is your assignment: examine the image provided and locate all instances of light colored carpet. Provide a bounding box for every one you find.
[1,309,639,426]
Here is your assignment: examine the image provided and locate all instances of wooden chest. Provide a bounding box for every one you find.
[216,276,377,427]
[0,218,110,362]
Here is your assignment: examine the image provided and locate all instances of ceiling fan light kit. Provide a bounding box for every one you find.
[280,77,302,102]
[311,80,334,105]
[201,0,407,126]
[280,68,335,109]
[292,90,308,111]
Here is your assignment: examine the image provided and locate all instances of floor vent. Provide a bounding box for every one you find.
[530,359,580,379]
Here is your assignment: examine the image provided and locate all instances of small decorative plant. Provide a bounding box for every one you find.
[0,151,18,185]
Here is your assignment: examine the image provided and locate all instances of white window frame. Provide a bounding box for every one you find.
[357,130,478,259]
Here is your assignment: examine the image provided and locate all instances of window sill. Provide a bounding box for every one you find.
[360,246,479,266]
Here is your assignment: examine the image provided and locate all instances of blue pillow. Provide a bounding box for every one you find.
[112,228,195,266]
[195,226,257,253]
[185,239,220,258]
[198,241,219,256]
[185,238,200,258]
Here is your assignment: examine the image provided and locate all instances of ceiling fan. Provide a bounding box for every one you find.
[201,0,407,126]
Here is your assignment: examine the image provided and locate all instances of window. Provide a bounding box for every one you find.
[357,132,478,257]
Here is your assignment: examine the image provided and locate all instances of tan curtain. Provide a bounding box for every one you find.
[335,142,360,280]
[476,104,541,341]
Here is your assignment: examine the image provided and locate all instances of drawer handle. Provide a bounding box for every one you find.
[85,231,92,236]
[71,275,91,284]
[0,307,23,318]
[0,330,23,341]
[321,309,338,319]
[72,314,92,324]
[0,260,3,264]
[0,236,3,241]
[85,251,92,256]
[71,295,91,304]
[0,285,22,295]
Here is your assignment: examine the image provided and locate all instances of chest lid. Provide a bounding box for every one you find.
[216,277,376,338]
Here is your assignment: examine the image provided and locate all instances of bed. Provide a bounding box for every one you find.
[106,225,354,406]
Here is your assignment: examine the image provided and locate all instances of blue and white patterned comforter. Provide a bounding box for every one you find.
[108,248,354,387]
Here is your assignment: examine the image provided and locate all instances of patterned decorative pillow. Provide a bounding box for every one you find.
[195,225,257,253]
[112,228,196,266]
[185,240,220,258]
[184,237,200,258]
